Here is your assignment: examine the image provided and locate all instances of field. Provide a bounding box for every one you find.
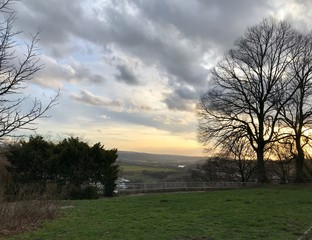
[4,185,312,240]
[120,164,180,183]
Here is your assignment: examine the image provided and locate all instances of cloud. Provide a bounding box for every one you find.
[31,56,107,89]
[10,0,312,155]
[14,0,276,97]
[153,115,189,126]
[115,64,140,85]
[164,93,193,111]
[72,89,122,110]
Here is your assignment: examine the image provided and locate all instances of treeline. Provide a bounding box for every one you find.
[1,136,119,199]
[189,156,312,184]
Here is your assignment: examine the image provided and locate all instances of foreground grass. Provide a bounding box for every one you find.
[4,186,312,240]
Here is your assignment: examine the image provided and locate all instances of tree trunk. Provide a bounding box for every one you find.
[295,137,305,183]
[256,148,267,183]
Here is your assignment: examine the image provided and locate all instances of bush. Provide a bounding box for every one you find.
[5,136,119,199]
[68,186,100,200]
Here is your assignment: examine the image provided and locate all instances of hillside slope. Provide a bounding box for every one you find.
[118,151,205,167]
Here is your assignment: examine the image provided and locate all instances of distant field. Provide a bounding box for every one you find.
[6,186,312,240]
[121,165,176,173]
[120,164,180,183]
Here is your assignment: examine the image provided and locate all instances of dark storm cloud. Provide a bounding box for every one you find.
[115,64,140,85]
[132,0,271,50]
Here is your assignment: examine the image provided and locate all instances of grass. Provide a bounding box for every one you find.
[4,185,312,240]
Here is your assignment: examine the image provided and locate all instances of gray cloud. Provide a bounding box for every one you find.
[12,0,312,137]
[164,94,192,111]
[32,57,106,89]
[175,85,198,100]
[72,90,121,109]
[14,0,274,91]
[115,64,140,85]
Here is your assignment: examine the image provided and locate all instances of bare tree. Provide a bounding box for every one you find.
[279,34,312,182]
[266,140,295,183]
[219,137,257,182]
[0,0,58,140]
[197,18,301,183]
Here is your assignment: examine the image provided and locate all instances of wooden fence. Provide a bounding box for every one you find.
[116,181,259,194]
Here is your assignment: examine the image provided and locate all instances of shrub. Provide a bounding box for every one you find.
[0,183,61,237]
[5,136,119,199]
[68,186,100,200]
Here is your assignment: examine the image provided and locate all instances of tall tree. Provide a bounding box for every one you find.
[279,34,312,182]
[0,0,58,140]
[197,18,301,183]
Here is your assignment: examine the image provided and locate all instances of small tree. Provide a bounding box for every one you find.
[219,137,257,182]
[89,143,118,196]
[56,138,119,196]
[56,137,91,188]
[5,136,56,186]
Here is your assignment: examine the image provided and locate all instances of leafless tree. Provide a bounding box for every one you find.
[197,18,301,183]
[278,34,312,182]
[219,137,257,182]
[0,0,58,140]
[266,140,295,183]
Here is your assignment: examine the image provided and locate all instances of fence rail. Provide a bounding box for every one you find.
[116,181,259,194]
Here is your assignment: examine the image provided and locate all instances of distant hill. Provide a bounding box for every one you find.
[118,151,206,167]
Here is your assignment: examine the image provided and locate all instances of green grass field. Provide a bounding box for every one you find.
[120,164,178,183]
[5,186,312,240]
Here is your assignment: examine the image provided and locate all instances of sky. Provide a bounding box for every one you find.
[8,0,312,156]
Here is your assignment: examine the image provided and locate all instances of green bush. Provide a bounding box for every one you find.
[68,186,100,200]
[5,136,119,199]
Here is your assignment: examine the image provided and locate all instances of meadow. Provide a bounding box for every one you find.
[120,164,179,183]
[4,185,312,240]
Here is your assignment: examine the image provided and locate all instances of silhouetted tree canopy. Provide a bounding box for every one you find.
[198,18,312,183]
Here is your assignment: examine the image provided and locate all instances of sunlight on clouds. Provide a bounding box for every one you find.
[91,124,204,156]
[35,120,204,156]
[268,0,308,23]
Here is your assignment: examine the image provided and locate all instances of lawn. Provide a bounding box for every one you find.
[4,186,312,240]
